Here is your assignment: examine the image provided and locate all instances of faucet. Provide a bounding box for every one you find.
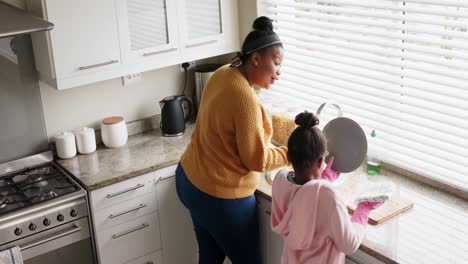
[316,102,343,118]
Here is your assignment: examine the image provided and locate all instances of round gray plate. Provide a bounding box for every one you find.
[322,117,367,173]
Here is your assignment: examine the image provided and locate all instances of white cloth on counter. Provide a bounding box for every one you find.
[0,246,23,264]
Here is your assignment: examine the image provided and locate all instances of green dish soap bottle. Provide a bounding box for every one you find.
[367,130,381,175]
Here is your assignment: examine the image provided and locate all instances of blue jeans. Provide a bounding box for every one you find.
[175,163,261,264]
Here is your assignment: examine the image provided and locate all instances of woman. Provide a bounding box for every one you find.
[175,16,288,264]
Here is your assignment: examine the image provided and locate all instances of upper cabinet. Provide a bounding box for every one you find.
[28,0,240,90]
[116,0,181,71]
[178,0,239,62]
[29,0,122,89]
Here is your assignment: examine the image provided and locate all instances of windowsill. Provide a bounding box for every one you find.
[381,161,468,201]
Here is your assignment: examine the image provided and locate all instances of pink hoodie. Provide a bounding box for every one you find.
[271,169,367,264]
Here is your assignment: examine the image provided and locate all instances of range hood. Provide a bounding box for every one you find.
[0,2,53,38]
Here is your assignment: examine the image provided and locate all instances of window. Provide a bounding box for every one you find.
[259,0,468,189]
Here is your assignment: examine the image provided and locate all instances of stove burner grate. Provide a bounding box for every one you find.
[0,163,80,215]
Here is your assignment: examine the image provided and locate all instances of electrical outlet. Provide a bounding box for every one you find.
[122,73,142,86]
[179,62,195,72]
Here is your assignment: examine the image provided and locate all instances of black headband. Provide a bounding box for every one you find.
[231,34,282,67]
[243,34,282,55]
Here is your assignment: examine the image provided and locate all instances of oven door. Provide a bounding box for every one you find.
[2,217,94,264]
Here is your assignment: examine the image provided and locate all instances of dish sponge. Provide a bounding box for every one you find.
[354,181,394,203]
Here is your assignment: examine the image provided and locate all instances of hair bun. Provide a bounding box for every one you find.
[295,111,319,128]
[253,16,274,32]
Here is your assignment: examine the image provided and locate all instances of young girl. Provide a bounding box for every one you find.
[271,111,383,264]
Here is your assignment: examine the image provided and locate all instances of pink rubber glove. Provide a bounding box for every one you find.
[321,155,340,183]
[351,201,385,224]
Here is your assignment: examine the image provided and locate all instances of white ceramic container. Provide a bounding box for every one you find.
[75,127,96,154]
[101,116,128,148]
[55,131,77,159]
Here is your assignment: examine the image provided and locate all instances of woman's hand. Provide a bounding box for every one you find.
[321,155,340,182]
[351,201,385,224]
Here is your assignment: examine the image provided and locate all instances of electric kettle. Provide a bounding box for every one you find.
[159,95,193,137]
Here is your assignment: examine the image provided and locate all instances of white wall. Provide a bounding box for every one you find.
[40,66,182,139]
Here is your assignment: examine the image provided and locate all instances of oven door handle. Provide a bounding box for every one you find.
[20,225,82,251]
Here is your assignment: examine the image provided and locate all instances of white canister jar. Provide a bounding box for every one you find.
[55,131,77,159]
[101,116,128,148]
[75,127,96,154]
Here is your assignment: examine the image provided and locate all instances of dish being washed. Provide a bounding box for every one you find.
[354,181,394,203]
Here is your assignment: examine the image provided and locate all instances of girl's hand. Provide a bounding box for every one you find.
[321,155,340,182]
[351,201,385,224]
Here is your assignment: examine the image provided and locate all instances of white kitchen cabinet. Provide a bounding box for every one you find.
[28,0,122,89]
[257,196,284,264]
[126,250,163,264]
[96,212,162,264]
[27,0,239,90]
[155,169,198,264]
[116,0,181,73]
[89,172,161,264]
[177,0,240,63]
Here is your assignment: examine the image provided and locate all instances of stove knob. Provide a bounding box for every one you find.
[57,214,65,222]
[70,209,78,218]
[14,228,22,236]
[29,223,37,231]
[43,218,51,226]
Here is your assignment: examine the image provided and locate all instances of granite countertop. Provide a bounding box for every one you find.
[58,126,193,191]
[58,125,468,264]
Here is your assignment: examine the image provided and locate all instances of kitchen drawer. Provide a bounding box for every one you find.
[126,250,163,264]
[96,212,161,264]
[93,191,157,231]
[90,172,156,211]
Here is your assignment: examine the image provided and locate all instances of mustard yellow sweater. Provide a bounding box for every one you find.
[180,65,289,199]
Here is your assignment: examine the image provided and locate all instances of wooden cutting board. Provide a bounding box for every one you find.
[335,174,413,225]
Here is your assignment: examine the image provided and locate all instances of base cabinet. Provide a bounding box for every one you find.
[346,250,386,264]
[155,170,198,264]
[257,196,284,264]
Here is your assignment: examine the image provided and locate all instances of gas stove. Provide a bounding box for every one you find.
[0,152,91,261]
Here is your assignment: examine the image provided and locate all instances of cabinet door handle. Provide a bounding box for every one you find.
[109,203,147,219]
[112,223,149,239]
[106,184,145,198]
[185,40,218,48]
[156,174,175,183]
[143,48,178,56]
[78,60,118,70]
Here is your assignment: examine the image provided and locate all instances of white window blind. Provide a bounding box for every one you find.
[259,0,468,189]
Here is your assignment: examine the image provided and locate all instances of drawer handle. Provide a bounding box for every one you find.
[106,184,145,199]
[109,203,147,219]
[143,48,177,56]
[146,262,154,264]
[112,223,149,240]
[78,60,118,70]
[265,210,271,216]
[185,40,218,48]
